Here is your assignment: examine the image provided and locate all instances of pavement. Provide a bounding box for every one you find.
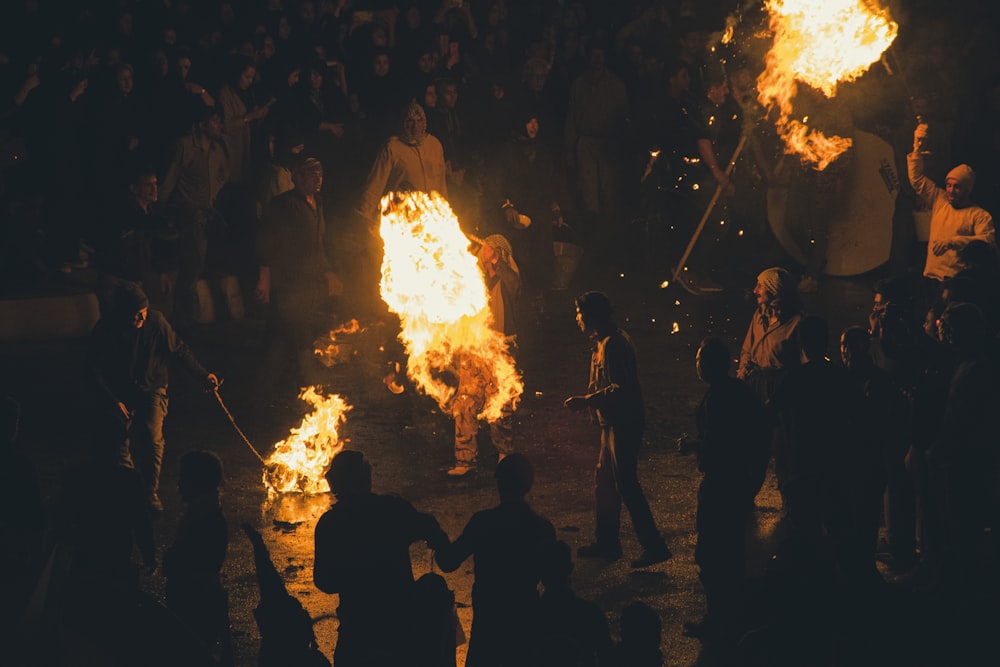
[3,253,962,666]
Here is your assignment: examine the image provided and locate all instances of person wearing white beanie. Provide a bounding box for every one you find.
[909,123,995,283]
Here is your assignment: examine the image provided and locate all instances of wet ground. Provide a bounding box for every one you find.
[3,255,886,666]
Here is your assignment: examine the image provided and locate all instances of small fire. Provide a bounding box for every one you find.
[263,387,352,496]
[757,0,897,169]
[379,191,522,420]
[314,318,363,367]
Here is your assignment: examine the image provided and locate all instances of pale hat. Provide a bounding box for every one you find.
[946,164,975,190]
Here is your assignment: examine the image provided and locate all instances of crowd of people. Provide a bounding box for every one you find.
[2,0,1000,665]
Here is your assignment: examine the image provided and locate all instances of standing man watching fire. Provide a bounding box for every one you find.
[90,282,219,511]
[909,123,995,290]
[255,157,343,399]
[565,291,672,568]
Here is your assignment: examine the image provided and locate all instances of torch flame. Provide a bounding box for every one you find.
[263,387,351,497]
[757,0,897,169]
[379,191,523,421]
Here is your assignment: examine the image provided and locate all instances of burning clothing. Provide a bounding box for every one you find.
[452,354,515,466]
[908,153,995,281]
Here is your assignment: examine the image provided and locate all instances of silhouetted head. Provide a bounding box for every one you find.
[574,291,614,335]
[797,315,829,362]
[325,450,372,498]
[292,156,323,196]
[113,282,149,328]
[839,325,871,369]
[958,239,998,272]
[937,301,988,356]
[495,452,533,500]
[696,337,730,383]
[178,450,224,501]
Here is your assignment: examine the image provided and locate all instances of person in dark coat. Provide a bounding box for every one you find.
[680,337,771,642]
[435,453,557,666]
[89,282,219,511]
[255,156,343,396]
[313,450,448,667]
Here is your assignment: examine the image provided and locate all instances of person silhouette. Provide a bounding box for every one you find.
[164,450,234,666]
[435,453,557,666]
[533,540,614,665]
[242,523,330,667]
[313,450,448,667]
[611,601,663,667]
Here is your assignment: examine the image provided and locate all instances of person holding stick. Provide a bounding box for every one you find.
[652,61,737,294]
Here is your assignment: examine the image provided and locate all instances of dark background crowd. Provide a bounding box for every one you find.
[3,1,1000,666]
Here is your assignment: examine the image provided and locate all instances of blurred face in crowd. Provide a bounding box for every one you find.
[373,53,390,78]
[117,66,134,95]
[202,113,223,139]
[418,52,436,74]
[131,174,158,209]
[238,65,256,90]
[524,117,539,140]
[309,68,323,91]
[423,83,437,109]
[403,112,426,142]
[441,82,458,109]
[261,35,276,60]
[177,56,192,80]
[296,167,323,196]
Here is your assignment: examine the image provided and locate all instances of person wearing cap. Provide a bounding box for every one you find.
[89,282,219,511]
[256,157,343,396]
[314,450,448,666]
[909,123,995,285]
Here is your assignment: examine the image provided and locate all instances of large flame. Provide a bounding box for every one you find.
[263,387,351,496]
[379,191,522,421]
[757,0,897,169]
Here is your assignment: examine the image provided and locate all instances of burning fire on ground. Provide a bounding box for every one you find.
[378,191,523,420]
[262,387,351,497]
[757,0,897,169]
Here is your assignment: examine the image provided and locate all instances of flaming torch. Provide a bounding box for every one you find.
[757,0,897,169]
[378,191,523,422]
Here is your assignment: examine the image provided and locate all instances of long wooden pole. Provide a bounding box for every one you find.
[670,134,748,287]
